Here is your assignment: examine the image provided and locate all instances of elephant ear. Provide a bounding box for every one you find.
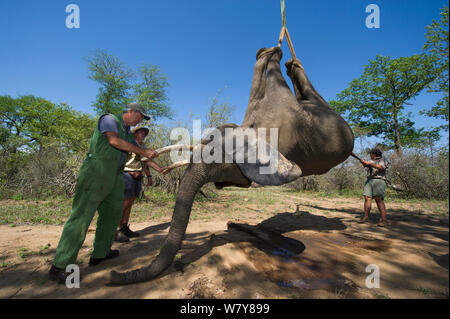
[219,127,302,186]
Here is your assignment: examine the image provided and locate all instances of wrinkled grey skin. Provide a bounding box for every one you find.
[110,47,354,284]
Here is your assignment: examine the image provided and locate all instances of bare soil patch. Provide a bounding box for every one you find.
[0,188,448,299]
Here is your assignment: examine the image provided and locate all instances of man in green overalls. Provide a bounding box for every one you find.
[48,103,158,284]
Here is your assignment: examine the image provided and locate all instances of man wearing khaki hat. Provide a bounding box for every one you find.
[49,103,158,284]
[358,148,390,227]
[115,126,170,242]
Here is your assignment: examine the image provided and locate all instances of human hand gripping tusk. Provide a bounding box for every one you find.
[141,149,158,161]
[141,144,195,162]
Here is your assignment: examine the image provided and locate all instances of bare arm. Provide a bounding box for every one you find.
[143,159,175,175]
[360,160,384,171]
[104,132,158,159]
[143,164,153,186]
[144,160,165,174]
[144,165,152,176]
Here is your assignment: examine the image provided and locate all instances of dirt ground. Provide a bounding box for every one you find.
[0,188,448,299]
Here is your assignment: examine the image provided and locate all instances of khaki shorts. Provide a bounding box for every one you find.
[364,178,386,199]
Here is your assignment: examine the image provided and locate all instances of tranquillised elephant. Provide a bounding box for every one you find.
[110,46,354,284]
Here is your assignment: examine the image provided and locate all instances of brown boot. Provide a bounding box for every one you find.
[358,216,369,224]
[377,220,388,227]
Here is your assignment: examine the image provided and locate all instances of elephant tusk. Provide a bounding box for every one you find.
[155,144,194,155]
[141,144,195,161]
[162,160,191,172]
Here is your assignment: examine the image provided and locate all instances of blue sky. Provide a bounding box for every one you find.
[0,0,447,145]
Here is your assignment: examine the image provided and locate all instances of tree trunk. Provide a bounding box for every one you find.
[393,108,403,157]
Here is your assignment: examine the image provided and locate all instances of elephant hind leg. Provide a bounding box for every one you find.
[285,58,327,105]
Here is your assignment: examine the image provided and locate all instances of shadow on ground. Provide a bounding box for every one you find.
[173,211,347,272]
[1,202,448,298]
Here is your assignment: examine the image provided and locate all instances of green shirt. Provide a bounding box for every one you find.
[366,157,388,180]
[86,113,135,175]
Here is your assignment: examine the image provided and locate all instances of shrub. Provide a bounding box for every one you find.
[390,148,449,200]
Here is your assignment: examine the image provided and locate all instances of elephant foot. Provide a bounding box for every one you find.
[285,58,304,72]
[256,46,282,61]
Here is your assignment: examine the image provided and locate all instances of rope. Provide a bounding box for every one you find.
[278,26,286,47]
[281,0,286,27]
[277,0,296,59]
[284,27,296,59]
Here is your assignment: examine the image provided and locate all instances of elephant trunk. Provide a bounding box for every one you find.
[110,163,207,284]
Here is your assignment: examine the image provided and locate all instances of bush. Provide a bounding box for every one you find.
[8,147,83,199]
[285,147,449,201]
[390,148,449,200]
[285,159,365,195]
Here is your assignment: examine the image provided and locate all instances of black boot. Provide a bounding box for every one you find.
[115,229,130,243]
[121,224,140,238]
[48,264,80,285]
[88,249,120,266]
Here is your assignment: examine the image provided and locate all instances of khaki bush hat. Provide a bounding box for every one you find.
[131,126,149,137]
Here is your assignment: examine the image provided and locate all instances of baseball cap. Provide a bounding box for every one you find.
[369,148,382,157]
[126,103,151,120]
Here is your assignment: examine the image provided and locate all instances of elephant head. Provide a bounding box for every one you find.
[110,46,354,284]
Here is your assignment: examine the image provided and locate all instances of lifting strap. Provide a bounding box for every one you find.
[277,0,296,60]
[281,0,287,27]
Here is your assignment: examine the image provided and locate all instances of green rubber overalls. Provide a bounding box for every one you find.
[53,114,135,269]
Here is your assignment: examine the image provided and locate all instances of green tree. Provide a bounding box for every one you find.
[422,6,449,131]
[0,95,96,198]
[330,54,437,156]
[205,88,235,128]
[0,95,29,154]
[86,50,173,120]
[133,64,173,120]
[0,95,95,153]
[86,49,134,115]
